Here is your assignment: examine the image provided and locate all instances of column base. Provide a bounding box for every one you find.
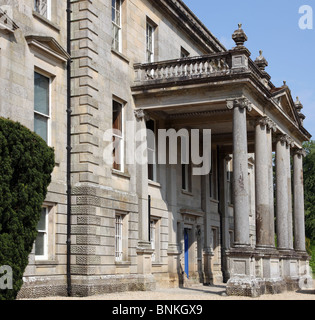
[226,276,264,298]
[264,278,287,294]
[255,247,286,294]
[226,247,264,297]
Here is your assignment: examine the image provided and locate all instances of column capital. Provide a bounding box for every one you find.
[275,134,295,148]
[227,97,252,112]
[253,116,277,131]
[266,118,277,132]
[134,109,150,122]
[293,148,307,158]
[254,116,269,127]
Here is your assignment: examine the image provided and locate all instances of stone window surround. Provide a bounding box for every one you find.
[26,35,70,165]
[150,216,161,264]
[112,0,122,52]
[114,211,130,264]
[34,0,52,21]
[34,70,51,145]
[34,202,57,265]
[112,97,125,173]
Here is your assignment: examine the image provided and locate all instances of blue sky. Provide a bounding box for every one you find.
[183,0,315,139]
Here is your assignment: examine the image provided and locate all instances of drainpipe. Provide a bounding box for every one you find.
[66,0,72,297]
[148,195,151,242]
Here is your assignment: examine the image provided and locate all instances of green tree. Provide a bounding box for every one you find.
[0,118,55,300]
[303,140,315,241]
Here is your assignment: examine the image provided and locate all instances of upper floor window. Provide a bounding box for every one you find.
[112,0,122,52]
[112,100,124,172]
[146,22,155,63]
[34,72,50,144]
[146,119,157,182]
[34,0,51,20]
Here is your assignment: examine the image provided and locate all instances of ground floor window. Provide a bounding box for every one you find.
[150,218,160,263]
[115,212,129,262]
[35,207,49,260]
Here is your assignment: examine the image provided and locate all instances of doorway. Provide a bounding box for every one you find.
[184,228,189,278]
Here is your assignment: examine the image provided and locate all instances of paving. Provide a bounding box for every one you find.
[26,282,315,301]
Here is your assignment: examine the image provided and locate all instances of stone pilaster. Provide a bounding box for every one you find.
[70,0,100,186]
[70,0,101,297]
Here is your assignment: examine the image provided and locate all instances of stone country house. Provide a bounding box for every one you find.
[0,0,312,298]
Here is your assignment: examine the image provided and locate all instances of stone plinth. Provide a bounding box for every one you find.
[226,247,264,298]
[255,248,286,294]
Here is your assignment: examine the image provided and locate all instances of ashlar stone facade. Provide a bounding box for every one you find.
[0,0,312,299]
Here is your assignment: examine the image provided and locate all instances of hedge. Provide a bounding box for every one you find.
[0,118,55,300]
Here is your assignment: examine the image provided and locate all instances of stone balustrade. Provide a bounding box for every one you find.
[134,53,231,84]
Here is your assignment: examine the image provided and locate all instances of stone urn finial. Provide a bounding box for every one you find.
[295,96,303,112]
[254,50,268,71]
[232,23,248,48]
[294,97,306,124]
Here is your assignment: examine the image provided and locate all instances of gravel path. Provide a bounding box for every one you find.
[25,282,315,301]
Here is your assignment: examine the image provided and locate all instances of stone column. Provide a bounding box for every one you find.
[219,154,232,282]
[227,97,252,248]
[167,161,181,283]
[201,173,214,284]
[255,117,272,248]
[255,120,285,294]
[134,109,154,276]
[266,120,277,248]
[286,139,294,250]
[226,98,262,298]
[276,134,290,251]
[293,148,307,252]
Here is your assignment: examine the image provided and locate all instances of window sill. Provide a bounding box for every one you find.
[33,11,60,32]
[210,198,219,204]
[148,180,161,188]
[181,189,193,197]
[35,259,58,267]
[115,261,131,267]
[152,262,163,267]
[112,169,131,179]
[111,49,130,64]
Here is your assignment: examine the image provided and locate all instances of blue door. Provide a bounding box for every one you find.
[184,229,189,278]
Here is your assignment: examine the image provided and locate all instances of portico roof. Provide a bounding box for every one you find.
[131,26,311,144]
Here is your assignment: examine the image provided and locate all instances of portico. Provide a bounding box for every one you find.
[131,24,312,297]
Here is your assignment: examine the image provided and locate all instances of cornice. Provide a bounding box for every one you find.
[150,0,226,53]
